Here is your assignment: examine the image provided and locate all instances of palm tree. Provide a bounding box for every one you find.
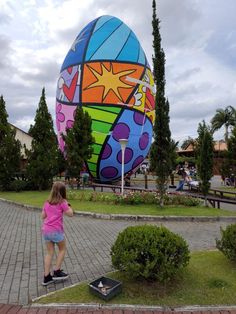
[211,106,236,143]
[181,136,195,150]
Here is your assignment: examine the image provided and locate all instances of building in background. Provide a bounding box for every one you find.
[10,124,32,170]
[177,140,227,175]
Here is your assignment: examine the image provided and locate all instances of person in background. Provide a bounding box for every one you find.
[175,167,186,191]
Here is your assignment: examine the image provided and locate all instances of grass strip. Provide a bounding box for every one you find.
[0,190,235,216]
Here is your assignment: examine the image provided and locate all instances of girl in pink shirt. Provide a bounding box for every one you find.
[41,181,73,286]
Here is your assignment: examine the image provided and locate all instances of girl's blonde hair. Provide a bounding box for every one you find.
[48,181,67,205]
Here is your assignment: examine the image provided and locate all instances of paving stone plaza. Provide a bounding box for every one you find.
[0,199,235,307]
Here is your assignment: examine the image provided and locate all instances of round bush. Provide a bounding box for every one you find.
[8,180,28,192]
[216,224,236,261]
[111,225,190,282]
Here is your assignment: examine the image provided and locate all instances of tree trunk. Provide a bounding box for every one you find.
[225,125,229,144]
[159,195,164,208]
[144,171,148,189]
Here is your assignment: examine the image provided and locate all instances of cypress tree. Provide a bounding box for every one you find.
[0,95,21,190]
[227,126,236,186]
[26,88,58,190]
[56,149,66,178]
[196,121,214,205]
[150,0,172,206]
[63,106,93,183]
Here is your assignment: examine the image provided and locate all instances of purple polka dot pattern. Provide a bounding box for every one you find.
[66,120,74,129]
[117,147,133,164]
[139,132,149,150]
[133,111,146,125]
[132,156,144,169]
[99,109,153,181]
[112,123,130,141]
[59,137,65,151]
[56,104,65,131]
[101,166,118,178]
[101,143,112,160]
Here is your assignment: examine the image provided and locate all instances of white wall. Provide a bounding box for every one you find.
[10,124,32,157]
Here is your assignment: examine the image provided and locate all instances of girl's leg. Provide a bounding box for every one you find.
[55,240,66,270]
[44,241,55,276]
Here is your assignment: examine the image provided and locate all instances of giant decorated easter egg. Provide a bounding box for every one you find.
[56,15,155,183]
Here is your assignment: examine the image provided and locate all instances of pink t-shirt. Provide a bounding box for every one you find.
[42,200,69,234]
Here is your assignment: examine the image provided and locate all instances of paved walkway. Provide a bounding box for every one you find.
[2,304,236,313]
[0,199,236,312]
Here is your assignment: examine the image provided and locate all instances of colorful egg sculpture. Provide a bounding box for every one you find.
[56,15,155,183]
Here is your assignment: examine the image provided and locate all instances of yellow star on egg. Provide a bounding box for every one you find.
[85,63,135,101]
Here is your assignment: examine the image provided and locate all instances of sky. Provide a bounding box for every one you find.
[0,0,236,145]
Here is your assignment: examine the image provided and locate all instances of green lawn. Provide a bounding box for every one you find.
[35,251,236,306]
[0,190,235,216]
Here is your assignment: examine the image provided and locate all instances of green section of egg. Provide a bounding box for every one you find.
[84,105,121,177]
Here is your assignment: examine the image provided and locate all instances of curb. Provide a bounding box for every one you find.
[74,211,236,222]
[1,198,236,222]
[30,303,236,312]
[0,198,41,212]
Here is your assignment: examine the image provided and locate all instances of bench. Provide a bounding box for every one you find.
[91,183,155,193]
[207,196,236,209]
[187,181,200,191]
[209,188,236,199]
[186,192,236,209]
[91,183,121,193]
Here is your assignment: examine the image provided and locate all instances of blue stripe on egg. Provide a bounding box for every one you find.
[61,18,98,71]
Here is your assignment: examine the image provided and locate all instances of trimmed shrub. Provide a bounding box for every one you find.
[164,194,202,207]
[216,224,236,261]
[114,191,157,205]
[8,180,28,192]
[67,190,202,207]
[114,191,202,206]
[67,190,116,203]
[111,225,190,282]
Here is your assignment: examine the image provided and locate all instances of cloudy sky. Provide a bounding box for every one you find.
[0,0,235,144]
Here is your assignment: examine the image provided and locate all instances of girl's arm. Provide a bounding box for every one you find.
[64,203,74,217]
[41,210,47,219]
[64,204,74,217]
[42,202,47,219]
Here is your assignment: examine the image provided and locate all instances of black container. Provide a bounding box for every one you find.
[89,276,122,301]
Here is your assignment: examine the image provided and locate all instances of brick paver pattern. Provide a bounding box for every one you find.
[0,200,235,308]
[2,304,236,314]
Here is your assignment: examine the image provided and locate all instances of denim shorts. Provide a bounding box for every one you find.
[43,232,64,243]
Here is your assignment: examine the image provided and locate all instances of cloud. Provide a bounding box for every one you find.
[0,35,13,69]
[20,61,59,85]
[158,0,201,48]
[13,116,35,131]
[0,0,235,147]
[0,12,11,25]
[205,30,236,68]
[173,67,201,81]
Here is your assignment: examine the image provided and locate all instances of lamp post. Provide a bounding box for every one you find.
[119,138,128,195]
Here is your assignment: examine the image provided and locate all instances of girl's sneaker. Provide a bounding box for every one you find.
[52,269,69,280]
[42,274,54,286]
